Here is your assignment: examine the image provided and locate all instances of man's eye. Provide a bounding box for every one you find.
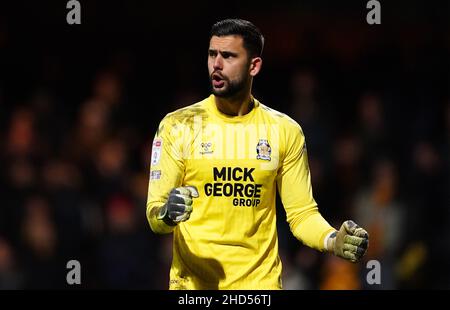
[208,51,216,57]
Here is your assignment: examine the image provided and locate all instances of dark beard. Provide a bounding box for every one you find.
[210,73,249,98]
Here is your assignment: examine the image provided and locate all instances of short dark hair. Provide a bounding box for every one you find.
[210,19,264,58]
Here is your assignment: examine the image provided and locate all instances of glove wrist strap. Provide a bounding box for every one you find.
[326,231,338,253]
[157,204,177,226]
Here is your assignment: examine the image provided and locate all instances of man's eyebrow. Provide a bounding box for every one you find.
[208,48,238,57]
[220,50,238,57]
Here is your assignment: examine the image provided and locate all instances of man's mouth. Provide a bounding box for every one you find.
[212,73,225,88]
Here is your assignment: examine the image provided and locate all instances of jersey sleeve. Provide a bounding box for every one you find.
[146,115,185,233]
[276,121,335,251]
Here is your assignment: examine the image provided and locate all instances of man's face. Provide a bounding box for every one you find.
[208,35,251,98]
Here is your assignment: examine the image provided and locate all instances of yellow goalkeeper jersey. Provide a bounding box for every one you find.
[147,94,335,290]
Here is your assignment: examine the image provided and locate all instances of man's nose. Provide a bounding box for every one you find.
[213,55,223,70]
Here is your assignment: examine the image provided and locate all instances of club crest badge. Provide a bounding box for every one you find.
[256,139,271,161]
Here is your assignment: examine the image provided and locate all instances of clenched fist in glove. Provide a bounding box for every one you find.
[157,186,199,225]
[328,220,369,263]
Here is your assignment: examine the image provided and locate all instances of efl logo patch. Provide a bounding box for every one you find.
[256,139,271,161]
[151,138,162,166]
[150,170,161,180]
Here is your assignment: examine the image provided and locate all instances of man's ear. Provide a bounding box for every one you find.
[249,57,262,77]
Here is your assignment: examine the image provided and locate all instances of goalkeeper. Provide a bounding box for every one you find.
[147,19,369,290]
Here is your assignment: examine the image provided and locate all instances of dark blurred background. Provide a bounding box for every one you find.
[0,0,448,289]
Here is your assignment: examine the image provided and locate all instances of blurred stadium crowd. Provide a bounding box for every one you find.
[0,2,449,289]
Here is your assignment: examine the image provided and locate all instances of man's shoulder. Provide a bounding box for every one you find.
[258,102,302,130]
[162,97,209,124]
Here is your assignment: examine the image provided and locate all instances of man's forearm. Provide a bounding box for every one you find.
[291,212,336,251]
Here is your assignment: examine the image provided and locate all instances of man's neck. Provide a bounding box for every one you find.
[214,92,254,116]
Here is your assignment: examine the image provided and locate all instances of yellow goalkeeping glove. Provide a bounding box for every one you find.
[157,186,199,225]
[329,220,369,263]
